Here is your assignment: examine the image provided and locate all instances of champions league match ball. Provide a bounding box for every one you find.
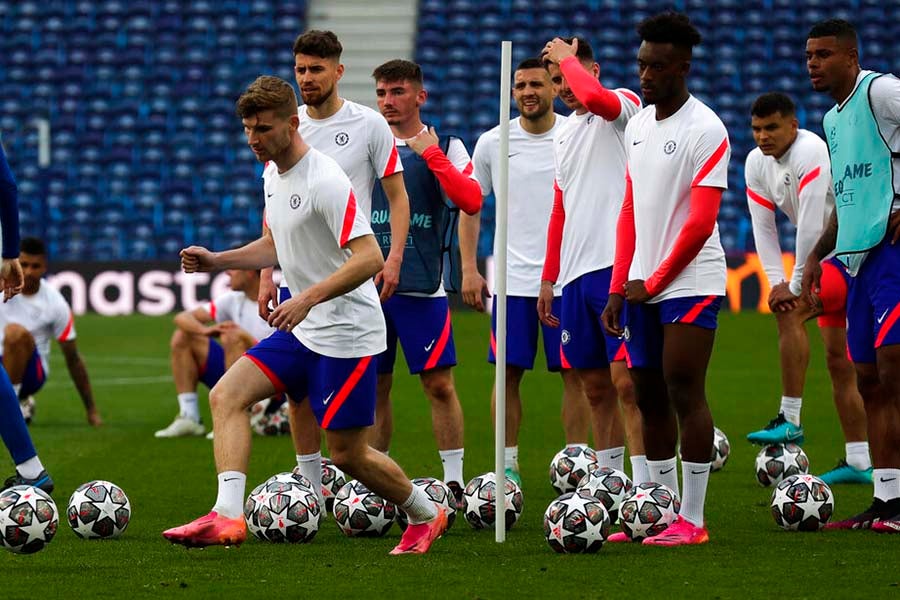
[577,466,633,523]
[332,480,397,537]
[710,427,731,471]
[0,485,59,554]
[618,482,680,541]
[244,476,321,543]
[543,490,611,553]
[320,457,347,514]
[462,472,524,531]
[67,480,131,539]
[250,398,291,436]
[755,443,809,487]
[395,477,456,531]
[771,473,834,531]
[549,446,599,494]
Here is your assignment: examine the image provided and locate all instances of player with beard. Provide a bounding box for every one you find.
[539,38,647,481]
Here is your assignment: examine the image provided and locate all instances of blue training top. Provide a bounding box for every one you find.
[0,143,21,259]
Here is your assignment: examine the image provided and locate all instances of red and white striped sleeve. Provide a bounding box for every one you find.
[745,152,786,287]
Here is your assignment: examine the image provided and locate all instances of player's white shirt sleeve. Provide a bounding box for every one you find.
[612,88,643,131]
[445,137,477,179]
[745,149,786,287]
[472,128,496,197]
[46,283,76,343]
[868,73,900,208]
[314,169,373,247]
[691,120,730,189]
[789,136,833,295]
[367,111,403,179]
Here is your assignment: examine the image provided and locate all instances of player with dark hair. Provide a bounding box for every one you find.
[462,57,592,486]
[369,58,482,502]
[0,144,54,494]
[603,12,729,545]
[0,236,101,427]
[163,76,448,553]
[801,19,900,531]
[744,92,870,484]
[540,36,647,481]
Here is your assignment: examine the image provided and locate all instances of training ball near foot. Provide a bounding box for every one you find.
[395,477,456,531]
[333,480,396,537]
[618,482,680,541]
[67,480,131,539]
[543,490,611,553]
[771,473,834,531]
[577,466,633,523]
[549,446,599,494]
[755,443,809,487]
[462,472,524,530]
[710,427,730,471]
[244,477,321,543]
[1,485,58,554]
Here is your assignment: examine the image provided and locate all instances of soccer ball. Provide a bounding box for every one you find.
[320,457,347,514]
[543,490,611,553]
[771,473,834,531]
[332,480,396,537]
[618,482,680,541]
[549,446,599,494]
[755,443,809,487]
[66,480,131,539]
[710,427,730,471]
[462,472,524,531]
[395,477,456,531]
[577,466,633,523]
[0,485,58,554]
[244,478,321,543]
[251,398,291,436]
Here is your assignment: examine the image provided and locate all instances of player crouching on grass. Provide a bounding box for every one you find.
[155,266,276,439]
[163,76,448,553]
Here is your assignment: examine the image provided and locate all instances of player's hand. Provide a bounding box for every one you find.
[624,279,651,304]
[462,268,490,312]
[537,281,560,327]
[768,281,799,313]
[268,295,312,332]
[180,246,216,273]
[800,255,823,310]
[376,255,401,301]
[87,408,103,427]
[601,293,625,337]
[405,126,440,157]
[890,210,900,244]
[258,272,279,320]
[541,37,578,66]
[0,258,24,302]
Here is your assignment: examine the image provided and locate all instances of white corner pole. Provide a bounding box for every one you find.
[495,40,512,543]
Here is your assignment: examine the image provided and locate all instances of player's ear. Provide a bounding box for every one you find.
[591,62,600,78]
[289,113,300,130]
[335,62,345,80]
[417,87,428,107]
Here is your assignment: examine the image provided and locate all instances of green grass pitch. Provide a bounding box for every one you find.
[2,311,898,598]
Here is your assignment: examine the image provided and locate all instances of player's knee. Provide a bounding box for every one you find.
[854,367,881,404]
[422,371,456,402]
[170,328,190,351]
[876,352,900,396]
[3,323,33,350]
[208,382,241,415]
[824,348,852,378]
[612,373,636,403]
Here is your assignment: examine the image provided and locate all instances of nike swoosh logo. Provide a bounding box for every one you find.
[691,469,709,475]
[424,339,435,352]
[267,192,274,197]
[323,391,335,405]
[880,477,897,483]
[877,308,890,323]
[224,477,240,482]
[632,140,644,145]
[785,431,803,440]
[610,453,624,460]
[508,153,520,158]
[660,467,675,475]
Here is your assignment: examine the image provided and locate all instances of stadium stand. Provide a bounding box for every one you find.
[0,1,898,260]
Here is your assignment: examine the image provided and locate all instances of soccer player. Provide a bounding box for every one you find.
[0,237,101,427]
[163,76,447,553]
[602,12,730,545]
[801,19,900,531]
[154,267,275,438]
[539,37,647,479]
[0,143,53,493]
[461,57,596,486]
[370,59,481,501]
[743,92,871,484]
[258,30,411,499]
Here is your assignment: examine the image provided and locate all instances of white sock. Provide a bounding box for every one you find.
[596,446,625,472]
[647,457,680,498]
[212,471,246,519]
[13,383,21,396]
[296,452,323,507]
[504,446,519,471]
[401,483,438,524]
[630,455,649,485]
[16,455,44,479]
[439,448,464,487]
[177,392,200,422]
[680,461,711,527]
[873,469,900,502]
[845,442,872,471]
[779,396,802,426]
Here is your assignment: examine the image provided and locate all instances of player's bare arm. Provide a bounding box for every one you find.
[623,279,651,304]
[458,209,489,311]
[0,257,23,302]
[181,235,277,274]
[405,126,439,156]
[890,210,900,245]
[173,306,217,337]
[268,234,384,332]
[601,293,625,337]
[767,281,799,313]
[59,339,101,427]
[258,217,279,320]
[537,280,559,328]
[801,208,838,308]
[376,172,409,301]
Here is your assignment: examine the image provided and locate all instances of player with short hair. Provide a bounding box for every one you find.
[539,37,647,480]
[154,267,275,438]
[801,19,900,531]
[603,12,730,545]
[743,92,871,484]
[368,58,481,502]
[163,76,447,553]
[461,57,596,486]
[0,143,53,494]
[0,237,101,427]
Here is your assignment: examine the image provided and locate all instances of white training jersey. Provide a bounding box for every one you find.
[745,129,834,295]
[263,148,386,358]
[473,114,568,297]
[0,280,75,374]
[298,99,403,218]
[396,133,476,299]
[554,90,642,287]
[203,290,275,343]
[625,95,730,302]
